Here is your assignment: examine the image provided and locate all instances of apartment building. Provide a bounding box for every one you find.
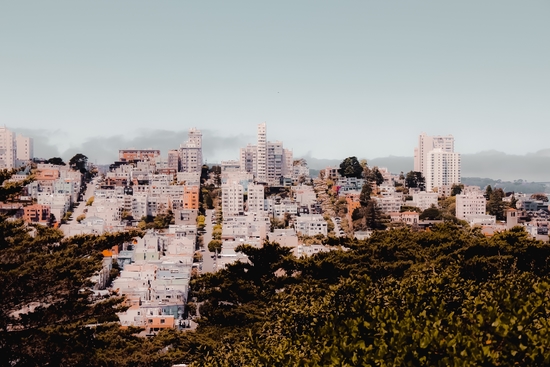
[411,192,439,211]
[414,133,454,174]
[222,182,244,215]
[456,193,487,220]
[247,183,265,213]
[0,127,16,169]
[119,149,160,162]
[179,128,202,173]
[16,134,33,166]
[238,123,293,185]
[425,149,461,193]
[295,215,328,237]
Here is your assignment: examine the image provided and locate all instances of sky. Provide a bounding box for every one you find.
[1,1,549,176]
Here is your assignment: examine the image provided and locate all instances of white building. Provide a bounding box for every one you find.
[412,192,439,211]
[256,123,267,183]
[0,127,16,169]
[222,182,244,215]
[247,183,265,213]
[238,123,293,185]
[414,133,455,174]
[456,193,486,220]
[295,215,328,237]
[179,128,202,173]
[373,196,402,214]
[425,149,461,193]
[16,134,33,166]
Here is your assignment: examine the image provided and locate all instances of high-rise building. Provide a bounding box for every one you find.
[0,127,17,169]
[256,123,267,183]
[238,123,293,185]
[414,133,459,192]
[414,133,454,174]
[425,149,461,192]
[16,134,34,165]
[179,128,202,173]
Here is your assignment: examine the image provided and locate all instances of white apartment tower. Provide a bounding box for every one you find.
[0,127,17,169]
[238,123,293,185]
[425,149,461,192]
[16,134,34,164]
[222,182,244,215]
[414,133,455,174]
[179,128,202,173]
[256,123,267,183]
[414,133,460,193]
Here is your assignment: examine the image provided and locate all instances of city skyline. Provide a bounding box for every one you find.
[2,1,549,164]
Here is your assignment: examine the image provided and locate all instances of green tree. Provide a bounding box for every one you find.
[487,188,507,221]
[367,166,385,186]
[207,240,222,253]
[46,157,65,166]
[530,193,549,202]
[69,153,88,173]
[359,182,372,206]
[485,184,493,200]
[450,183,464,196]
[405,171,426,191]
[420,205,443,220]
[338,156,363,178]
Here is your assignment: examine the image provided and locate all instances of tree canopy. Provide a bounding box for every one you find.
[338,156,363,178]
[405,171,426,191]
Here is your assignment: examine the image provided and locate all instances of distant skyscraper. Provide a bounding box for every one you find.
[0,127,17,169]
[16,134,34,165]
[425,149,461,192]
[414,133,460,192]
[414,133,454,174]
[238,123,293,185]
[256,123,267,183]
[179,128,202,173]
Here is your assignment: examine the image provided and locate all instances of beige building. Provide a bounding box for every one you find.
[456,193,486,220]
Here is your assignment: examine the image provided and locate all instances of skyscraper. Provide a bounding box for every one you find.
[256,123,267,183]
[0,127,17,169]
[179,128,202,173]
[414,133,460,192]
[414,133,454,174]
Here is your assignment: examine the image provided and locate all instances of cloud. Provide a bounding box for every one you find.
[299,151,550,182]
[14,128,252,164]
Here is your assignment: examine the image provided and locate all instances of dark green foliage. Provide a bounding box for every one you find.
[367,166,385,186]
[420,206,443,220]
[47,157,65,166]
[69,153,88,173]
[406,171,426,191]
[338,156,363,178]
[451,183,464,196]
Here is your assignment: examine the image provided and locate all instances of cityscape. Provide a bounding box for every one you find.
[2,1,550,366]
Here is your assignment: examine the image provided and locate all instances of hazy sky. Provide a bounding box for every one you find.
[1,1,549,164]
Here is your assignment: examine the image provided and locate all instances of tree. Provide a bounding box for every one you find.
[364,201,386,230]
[450,183,464,196]
[367,166,385,186]
[487,188,507,221]
[0,169,144,366]
[484,184,493,200]
[405,171,425,191]
[419,206,443,220]
[208,240,222,253]
[69,153,88,173]
[46,157,65,166]
[0,169,34,202]
[530,193,549,202]
[359,182,372,206]
[338,156,363,178]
